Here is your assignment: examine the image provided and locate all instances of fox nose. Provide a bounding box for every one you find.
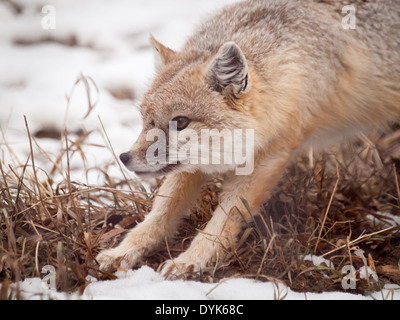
[119,152,132,166]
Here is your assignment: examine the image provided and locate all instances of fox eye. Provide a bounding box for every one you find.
[172,116,191,131]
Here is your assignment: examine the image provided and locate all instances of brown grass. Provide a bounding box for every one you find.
[1,81,400,298]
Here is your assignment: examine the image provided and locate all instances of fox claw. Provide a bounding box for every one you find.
[96,248,142,272]
[160,259,202,280]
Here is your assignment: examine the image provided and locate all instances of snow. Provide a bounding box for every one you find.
[1,0,399,300]
[7,266,400,300]
[0,0,238,184]
[367,212,400,228]
[303,254,334,269]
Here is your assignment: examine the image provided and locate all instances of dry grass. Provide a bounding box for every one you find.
[1,81,400,298]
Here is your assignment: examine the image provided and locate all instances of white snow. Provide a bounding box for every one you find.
[1,0,399,300]
[367,212,400,228]
[0,0,239,185]
[303,254,334,269]
[6,266,400,300]
[359,266,379,283]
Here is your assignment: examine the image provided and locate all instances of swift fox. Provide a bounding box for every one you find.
[97,0,400,277]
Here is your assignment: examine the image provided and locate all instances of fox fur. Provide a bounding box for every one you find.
[97,0,400,277]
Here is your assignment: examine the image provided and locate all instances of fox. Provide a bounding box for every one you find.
[97,0,400,278]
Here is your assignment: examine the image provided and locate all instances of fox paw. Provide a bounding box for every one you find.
[96,247,142,272]
[160,257,206,279]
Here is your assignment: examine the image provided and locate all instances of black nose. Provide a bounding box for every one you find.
[119,152,132,166]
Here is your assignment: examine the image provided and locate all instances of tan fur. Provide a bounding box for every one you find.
[97,0,400,277]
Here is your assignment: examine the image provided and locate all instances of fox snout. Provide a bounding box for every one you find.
[119,152,132,166]
[119,149,151,176]
[119,145,173,179]
[119,150,164,178]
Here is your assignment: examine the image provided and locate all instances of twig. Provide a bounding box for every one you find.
[322,226,395,257]
[64,128,72,194]
[98,116,134,193]
[0,156,12,203]
[24,116,48,225]
[256,235,276,280]
[35,240,41,277]
[163,236,185,279]
[315,165,340,252]
[393,163,400,207]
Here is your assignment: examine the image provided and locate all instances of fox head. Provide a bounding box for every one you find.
[120,36,255,178]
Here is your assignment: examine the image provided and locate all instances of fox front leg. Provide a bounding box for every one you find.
[96,172,206,271]
[161,149,292,279]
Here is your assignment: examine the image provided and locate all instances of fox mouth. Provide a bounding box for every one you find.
[133,164,179,178]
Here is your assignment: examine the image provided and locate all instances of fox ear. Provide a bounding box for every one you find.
[208,41,251,97]
[149,35,177,71]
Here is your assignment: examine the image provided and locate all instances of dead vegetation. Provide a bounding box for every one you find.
[1,122,399,299]
[145,128,400,296]
[1,79,399,298]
